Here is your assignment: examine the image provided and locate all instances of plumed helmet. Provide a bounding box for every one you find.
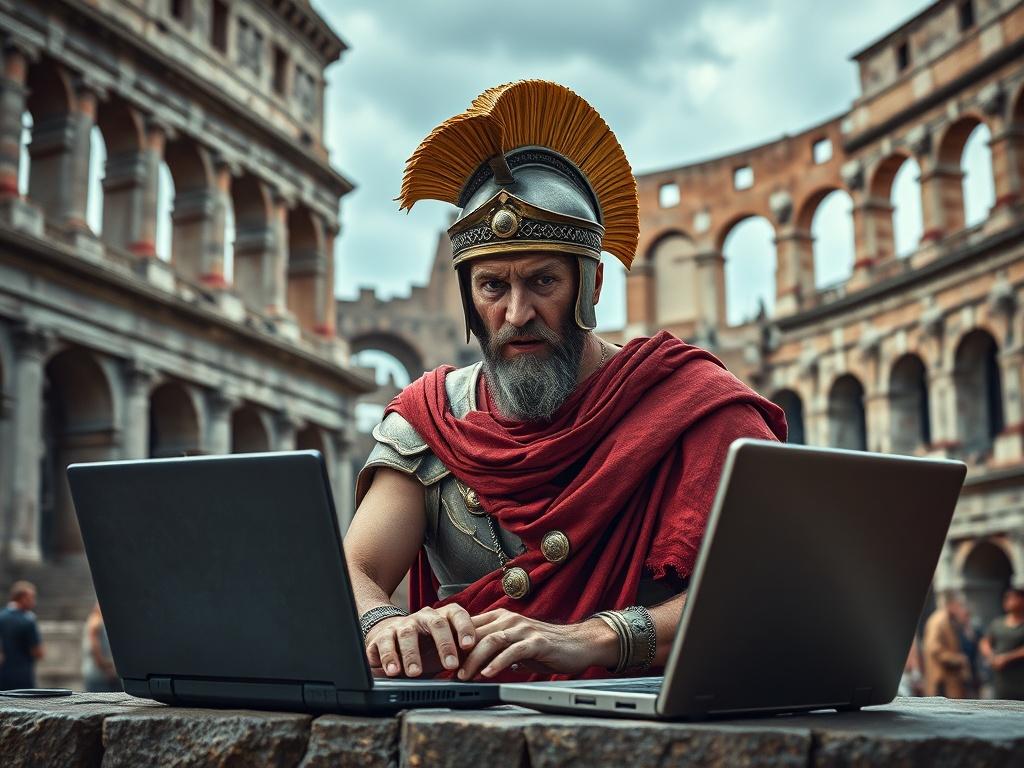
[398,80,639,341]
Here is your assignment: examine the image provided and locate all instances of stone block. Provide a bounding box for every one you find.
[101,707,311,768]
[0,196,44,236]
[0,691,159,768]
[299,715,399,768]
[402,709,529,768]
[135,256,177,293]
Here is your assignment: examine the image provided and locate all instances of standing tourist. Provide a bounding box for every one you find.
[0,581,44,690]
[980,587,1024,700]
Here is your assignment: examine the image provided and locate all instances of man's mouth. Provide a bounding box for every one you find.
[503,338,548,355]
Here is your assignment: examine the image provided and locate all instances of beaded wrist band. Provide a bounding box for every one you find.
[593,605,657,673]
[359,604,408,640]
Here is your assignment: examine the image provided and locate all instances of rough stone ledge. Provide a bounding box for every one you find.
[1,694,1022,768]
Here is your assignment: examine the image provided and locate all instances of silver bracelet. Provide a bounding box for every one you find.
[359,604,408,640]
[593,605,657,673]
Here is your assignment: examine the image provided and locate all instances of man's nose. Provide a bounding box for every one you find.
[504,283,536,327]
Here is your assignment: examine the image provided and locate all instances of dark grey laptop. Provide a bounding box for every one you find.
[66,450,497,713]
[500,439,966,719]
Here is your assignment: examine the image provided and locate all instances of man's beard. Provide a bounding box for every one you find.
[473,311,587,423]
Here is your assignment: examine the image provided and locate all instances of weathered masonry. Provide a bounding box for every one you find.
[624,0,1024,620]
[0,0,374,688]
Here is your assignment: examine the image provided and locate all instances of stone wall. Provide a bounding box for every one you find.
[1,694,1022,767]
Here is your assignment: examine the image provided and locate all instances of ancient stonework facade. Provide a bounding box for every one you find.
[626,0,1024,625]
[340,0,1024,628]
[0,0,373,687]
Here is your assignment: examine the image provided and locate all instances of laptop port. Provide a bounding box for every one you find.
[575,695,597,705]
[615,701,636,710]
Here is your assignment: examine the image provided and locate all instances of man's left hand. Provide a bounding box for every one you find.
[456,608,615,679]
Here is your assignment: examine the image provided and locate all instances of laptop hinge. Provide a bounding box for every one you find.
[303,683,338,710]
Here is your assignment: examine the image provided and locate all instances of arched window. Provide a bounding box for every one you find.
[155,161,175,261]
[954,329,1003,458]
[960,123,995,227]
[891,157,923,257]
[723,216,776,327]
[149,382,201,457]
[811,189,855,289]
[828,374,867,451]
[86,125,106,234]
[231,406,270,453]
[889,354,931,455]
[962,541,1013,628]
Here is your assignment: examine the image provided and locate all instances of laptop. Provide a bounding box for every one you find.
[66,450,498,713]
[500,439,967,719]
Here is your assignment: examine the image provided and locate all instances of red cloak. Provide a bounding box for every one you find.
[387,332,786,671]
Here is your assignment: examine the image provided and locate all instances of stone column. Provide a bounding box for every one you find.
[172,186,220,282]
[623,260,653,338]
[286,215,329,335]
[232,179,277,314]
[122,360,155,459]
[329,428,355,532]
[865,388,891,454]
[268,191,290,317]
[102,112,164,257]
[927,366,959,456]
[26,95,78,226]
[773,228,814,316]
[693,249,726,331]
[274,411,300,451]
[0,42,29,198]
[6,324,51,563]
[989,126,1024,211]
[994,346,1024,464]
[317,224,337,336]
[205,391,238,455]
[918,161,965,243]
[66,81,98,232]
[849,194,894,286]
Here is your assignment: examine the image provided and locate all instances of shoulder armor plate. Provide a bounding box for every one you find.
[445,362,482,419]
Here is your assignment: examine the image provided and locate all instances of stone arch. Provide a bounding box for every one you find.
[231,405,271,453]
[230,172,274,310]
[770,388,805,445]
[349,332,425,384]
[24,58,75,218]
[889,353,931,455]
[647,230,697,327]
[287,205,326,333]
[296,423,327,454]
[936,115,996,231]
[827,373,867,451]
[868,152,923,259]
[41,346,117,558]
[962,539,1014,628]
[719,214,777,327]
[797,186,856,289]
[953,328,1003,458]
[149,381,202,457]
[164,137,217,279]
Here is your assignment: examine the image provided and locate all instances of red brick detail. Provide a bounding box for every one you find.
[313,323,334,336]
[853,256,877,270]
[998,421,1024,436]
[200,272,229,289]
[129,240,157,257]
[920,228,945,243]
[994,193,1020,209]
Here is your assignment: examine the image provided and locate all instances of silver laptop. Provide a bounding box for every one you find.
[500,439,966,719]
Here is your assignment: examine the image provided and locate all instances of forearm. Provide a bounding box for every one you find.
[578,591,687,671]
[348,559,403,616]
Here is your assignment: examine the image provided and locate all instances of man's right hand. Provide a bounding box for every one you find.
[365,603,476,678]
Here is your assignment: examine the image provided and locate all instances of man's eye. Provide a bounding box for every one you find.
[482,280,505,293]
[535,275,556,287]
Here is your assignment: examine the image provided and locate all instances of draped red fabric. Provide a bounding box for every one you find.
[389,332,787,676]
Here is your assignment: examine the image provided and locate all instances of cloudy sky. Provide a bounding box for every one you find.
[313,0,941,329]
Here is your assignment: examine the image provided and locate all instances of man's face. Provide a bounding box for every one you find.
[21,589,36,611]
[1005,589,1024,613]
[468,253,588,422]
[468,253,578,355]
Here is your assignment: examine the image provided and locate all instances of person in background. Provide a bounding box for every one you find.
[82,602,120,692]
[980,587,1024,701]
[0,581,44,690]
[922,591,972,698]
